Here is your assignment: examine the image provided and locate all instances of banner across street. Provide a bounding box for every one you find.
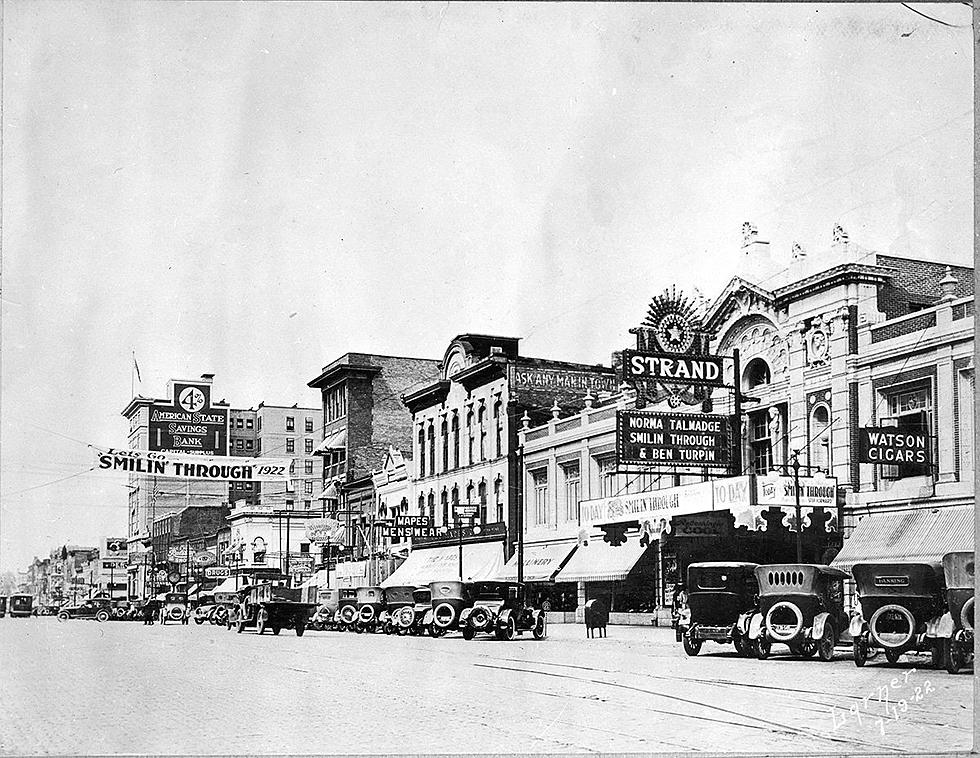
[93,446,292,482]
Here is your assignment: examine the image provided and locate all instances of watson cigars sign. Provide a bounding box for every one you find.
[858,427,931,465]
[93,447,292,482]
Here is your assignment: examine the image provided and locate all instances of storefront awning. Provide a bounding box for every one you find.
[831,505,975,573]
[313,428,347,456]
[496,542,578,582]
[212,577,240,594]
[381,541,505,588]
[554,538,651,583]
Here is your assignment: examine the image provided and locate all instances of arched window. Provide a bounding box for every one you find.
[427,491,435,523]
[744,358,771,390]
[427,424,436,474]
[418,494,425,516]
[440,489,449,527]
[418,426,426,478]
[399,497,408,515]
[494,476,503,523]
[465,482,474,511]
[441,418,448,471]
[451,413,460,469]
[252,537,266,565]
[493,400,503,457]
[451,484,460,510]
[466,410,475,464]
[809,404,832,473]
[478,404,487,461]
[478,480,488,523]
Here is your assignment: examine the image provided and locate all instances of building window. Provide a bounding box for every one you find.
[450,485,460,525]
[561,461,581,522]
[304,481,313,495]
[304,460,313,475]
[257,417,262,432]
[236,439,244,451]
[305,418,314,433]
[236,418,243,429]
[809,404,832,474]
[303,500,311,510]
[325,385,348,422]
[256,439,262,454]
[246,418,253,429]
[305,439,314,454]
[441,490,449,527]
[467,410,475,464]
[300,542,310,554]
[441,419,449,471]
[427,424,435,474]
[246,439,253,451]
[418,427,426,478]
[883,386,934,479]
[745,358,771,389]
[428,491,436,523]
[451,413,460,468]
[749,409,773,474]
[477,405,486,461]
[531,468,549,526]
[286,416,295,431]
[493,400,503,457]
[597,457,617,497]
[478,480,488,523]
[495,477,503,523]
[286,438,295,454]
[465,483,475,516]
[418,494,425,518]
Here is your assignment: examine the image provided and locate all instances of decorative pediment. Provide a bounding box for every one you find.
[702,277,778,335]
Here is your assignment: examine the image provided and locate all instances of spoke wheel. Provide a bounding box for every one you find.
[818,625,836,662]
[944,638,962,674]
[884,647,902,664]
[256,610,267,635]
[930,641,945,670]
[533,613,547,640]
[462,625,475,640]
[503,617,517,641]
[754,637,771,660]
[853,637,868,667]
[682,635,702,656]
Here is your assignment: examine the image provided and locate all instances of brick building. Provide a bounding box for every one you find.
[307,353,442,585]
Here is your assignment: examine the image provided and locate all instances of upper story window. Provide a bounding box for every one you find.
[441,419,449,471]
[427,424,436,473]
[304,460,314,475]
[305,417,314,433]
[325,385,348,422]
[809,404,832,474]
[531,468,549,526]
[286,416,295,431]
[246,418,253,429]
[286,438,295,454]
[883,386,934,479]
[451,413,460,469]
[745,358,771,390]
[560,461,581,522]
[596,456,618,498]
[305,439,314,455]
[418,427,426,478]
[749,409,773,474]
[441,489,449,526]
[477,480,488,523]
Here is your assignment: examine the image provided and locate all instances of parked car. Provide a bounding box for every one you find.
[428,581,471,637]
[7,594,34,618]
[159,593,189,625]
[57,598,113,622]
[677,562,759,657]
[380,586,415,635]
[406,587,433,635]
[235,582,315,637]
[459,581,547,641]
[310,588,341,631]
[193,603,216,625]
[212,591,241,628]
[748,564,848,661]
[849,561,946,668]
[335,588,359,632]
[936,551,975,674]
[353,587,386,633]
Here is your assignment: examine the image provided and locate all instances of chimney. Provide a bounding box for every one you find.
[200,373,214,382]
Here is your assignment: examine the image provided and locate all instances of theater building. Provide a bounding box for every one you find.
[516,225,973,623]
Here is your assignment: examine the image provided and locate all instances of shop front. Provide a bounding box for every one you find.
[381,523,508,588]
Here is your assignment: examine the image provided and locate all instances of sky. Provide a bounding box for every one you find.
[1,1,973,571]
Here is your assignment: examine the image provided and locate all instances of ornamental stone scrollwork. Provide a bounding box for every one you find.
[731,320,790,378]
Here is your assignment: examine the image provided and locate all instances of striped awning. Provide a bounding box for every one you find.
[554,538,652,583]
[496,542,578,582]
[831,505,975,573]
[313,428,347,456]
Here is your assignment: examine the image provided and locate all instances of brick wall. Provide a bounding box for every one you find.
[875,255,974,318]
[870,311,936,343]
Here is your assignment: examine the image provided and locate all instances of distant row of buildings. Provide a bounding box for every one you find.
[15,224,975,623]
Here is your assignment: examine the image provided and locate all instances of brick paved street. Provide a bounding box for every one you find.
[0,618,972,755]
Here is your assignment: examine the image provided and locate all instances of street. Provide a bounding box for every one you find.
[0,619,973,755]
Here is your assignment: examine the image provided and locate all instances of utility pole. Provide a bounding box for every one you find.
[791,449,803,563]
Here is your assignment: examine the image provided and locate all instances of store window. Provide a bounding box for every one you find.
[561,461,581,522]
[883,385,934,478]
[531,468,549,526]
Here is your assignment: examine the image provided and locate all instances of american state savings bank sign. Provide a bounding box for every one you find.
[148,382,229,456]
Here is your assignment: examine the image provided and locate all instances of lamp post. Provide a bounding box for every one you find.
[791,449,803,563]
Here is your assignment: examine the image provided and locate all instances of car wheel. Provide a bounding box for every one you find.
[462,625,475,640]
[272,626,281,636]
[884,648,902,665]
[532,613,547,640]
[195,617,205,625]
[853,636,868,667]
[96,611,110,623]
[295,621,306,637]
[503,617,516,641]
[944,638,965,674]
[428,624,441,638]
[818,625,836,662]
[930,641,944,670]
[754,637,771,660]
[57,612,70,621]
[733,634,750,657]
[682,635,702,656]
[237,620,245,634]
[256,610,267,635]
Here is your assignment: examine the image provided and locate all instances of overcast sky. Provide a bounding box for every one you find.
[1,2,973,571]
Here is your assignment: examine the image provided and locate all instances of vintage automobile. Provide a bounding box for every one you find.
[459,581,547,641]
[849,561,946,668]
[380,586,416,635]
[310,588,341,631]
[159,593,190,625]
[428,580,472,637]
[57,598,113,622]
[235,582,315,637]
[402,587,433,635]
[353,586,386,633]
[677,562,759,657]
[193,602,216,625]
[7,594,34,618]
[334,588,359,632]
[211,590,240,627]
[936,551,975,674]
[747,564,848,661]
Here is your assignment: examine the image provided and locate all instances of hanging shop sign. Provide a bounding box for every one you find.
[622,350,726,387]
[580,480,716,529]
[305,518,346,544]
[414,521,507,547]
[204,566,230,578]
[193,551,216,567]
[154,570,169,583]
[858,428,931,465]
[147,381,229,455]
[93,447,291,482]
[755,473,838,508]
[168,545,193,563]
[104,538,128,555]
[167,571,182,584]
[101,560,125,570]
[290,557,315,574]
[616,411,731,468]
[390,516,439,539]
[670,513,732,538]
